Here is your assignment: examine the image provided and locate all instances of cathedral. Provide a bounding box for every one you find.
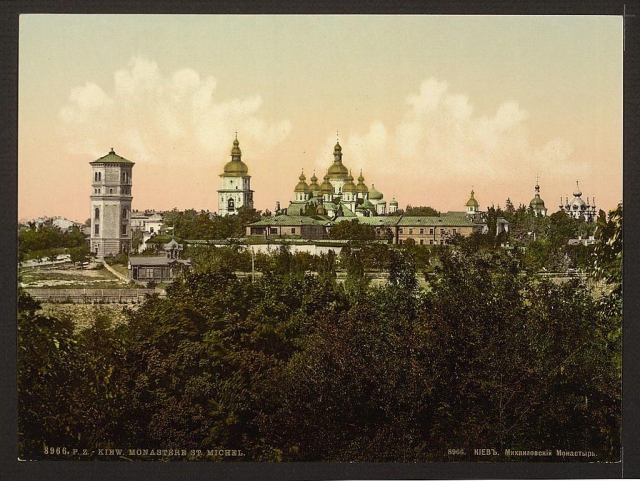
[217,136,254,215]
[284,141,397,218]
[559,181,597,222]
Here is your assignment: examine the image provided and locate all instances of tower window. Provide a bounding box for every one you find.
[228,198,235,212]
[94,224,100,235]
[110,188,113,194]
[95,208,100,220]
[122,208,128,219]
[121,224,128,236]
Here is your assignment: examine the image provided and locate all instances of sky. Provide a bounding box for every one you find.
[18,15,623,222]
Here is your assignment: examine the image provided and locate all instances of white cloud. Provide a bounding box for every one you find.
[59,57,292,163]
[315,78,588,207]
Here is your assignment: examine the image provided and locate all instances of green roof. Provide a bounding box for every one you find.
[335,216,399,227]
[89,148,134,165]
[397,215,475,227]
[248,215,331,227]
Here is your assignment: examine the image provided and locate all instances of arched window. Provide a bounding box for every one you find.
[94,208,100,220]
[98,172,102,181]
[228,198,235,211]
[122,208,128,219]
[109,188,113,194]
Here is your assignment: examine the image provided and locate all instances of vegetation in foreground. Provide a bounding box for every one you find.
[17,206,621,462]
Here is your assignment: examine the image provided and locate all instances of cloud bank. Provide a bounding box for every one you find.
[59,57,292,163]
[315,78,588,208]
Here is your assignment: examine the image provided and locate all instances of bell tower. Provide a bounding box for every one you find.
[218,135,254,215]
[89,148,134,259]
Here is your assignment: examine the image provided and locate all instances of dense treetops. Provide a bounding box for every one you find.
[18,206,622,462]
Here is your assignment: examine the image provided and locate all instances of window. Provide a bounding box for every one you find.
[291,228,296,234]
[430,240,434,245]
[94,208,100,220]
[399,228,403,234]
[452,229,457,234]
[150,227,154,233]
[420,239,424,245]
[121,224,128,236]
[440,229,445,235]
[270,228,277,234]
[109,188,113,194]
[419,228,424,234]
[122,208,128,219]
[399,239,403,245]
[409,228,413,234]
[228,198,235,211]
[94,224,100,235]
[429,228,434,234]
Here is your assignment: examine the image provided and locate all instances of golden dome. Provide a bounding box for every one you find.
[222,137,249,177]
[231,138,242,156]
[222,159,249,176]
[309,171,321,192]
[341,170,355,193]
[294,170,309,193]
[328,161,349,179]
[333,141,342,154]
[356,170,368,193]
[466,190,479,207]
[320,172,334,194]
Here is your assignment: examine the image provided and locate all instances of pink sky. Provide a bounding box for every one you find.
[19,15,622,222]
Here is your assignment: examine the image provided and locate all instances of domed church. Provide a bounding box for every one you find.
[285,141,394,218]
[529,178,548,217]
[559,181,596,222]
[218,135,254,215]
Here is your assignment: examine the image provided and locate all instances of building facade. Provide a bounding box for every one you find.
[89,148,134,259]
[218,136,254,215]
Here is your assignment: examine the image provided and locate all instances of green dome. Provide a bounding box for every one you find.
[368,183,383,201]
[466,190,479,207]
[333,141,342,154]
[390,198,398,206]
[363,199,376,210]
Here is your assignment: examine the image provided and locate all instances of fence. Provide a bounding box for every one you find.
[25,288,158,304]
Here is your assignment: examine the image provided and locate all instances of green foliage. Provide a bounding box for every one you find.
[162,207,261,240]
[19,223,87,260]
[329,220,377,240]
[404,205,440,216]
[18,217,621,462]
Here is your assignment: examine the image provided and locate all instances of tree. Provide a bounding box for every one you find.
[404,205,440,216]
[69,244,90,268]
[329,220,377,240]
